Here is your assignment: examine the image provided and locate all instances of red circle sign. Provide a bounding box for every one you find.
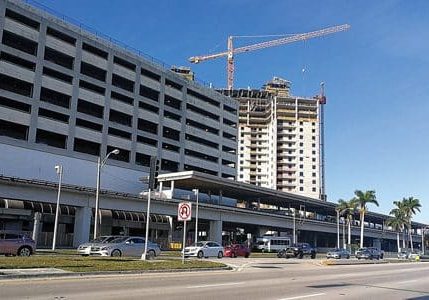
[178,202,192,221]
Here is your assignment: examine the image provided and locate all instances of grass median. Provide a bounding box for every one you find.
[0,256,226,273]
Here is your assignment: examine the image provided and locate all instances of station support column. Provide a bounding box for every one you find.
[73,206,91,247]
[209,220,223,244]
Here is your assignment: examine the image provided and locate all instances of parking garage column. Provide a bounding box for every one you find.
[73,206,91,247]
[209,220,222,244]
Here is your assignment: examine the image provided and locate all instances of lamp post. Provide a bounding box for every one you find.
[192,189,199,244]
[52,165,63,251]
[94,149,119,239]
[336,209,340,249]
[142,188,151,260]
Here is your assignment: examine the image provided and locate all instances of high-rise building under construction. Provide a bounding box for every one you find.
[220,77,325,200]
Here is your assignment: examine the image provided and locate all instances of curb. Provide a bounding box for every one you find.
[0,266,232,281]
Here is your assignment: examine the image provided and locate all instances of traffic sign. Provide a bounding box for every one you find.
[178,202,192,221]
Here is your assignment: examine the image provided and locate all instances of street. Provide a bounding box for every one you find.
[0,258,429,300]
[1,258,429,299]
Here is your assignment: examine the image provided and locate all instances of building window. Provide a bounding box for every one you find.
[0,119,28,140]
[299,172,304,177]
[299,187,304,191]
[36,129,67,149]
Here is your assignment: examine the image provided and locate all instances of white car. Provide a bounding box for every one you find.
[90,236,161,258]
[77,235,125,256]
[184,241,224,258]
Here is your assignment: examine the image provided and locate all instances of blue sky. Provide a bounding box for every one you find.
[33,0,429,222]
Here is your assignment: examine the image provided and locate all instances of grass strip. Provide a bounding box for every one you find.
[0,256,225,273]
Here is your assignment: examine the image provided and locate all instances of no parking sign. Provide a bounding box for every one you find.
[178,202,192,221]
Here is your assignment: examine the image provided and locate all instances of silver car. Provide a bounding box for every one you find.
[183,241,224,258]
[326,248,350,259]
[90,236,161,258]
[77,235,125,256]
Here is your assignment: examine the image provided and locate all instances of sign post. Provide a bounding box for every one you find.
[178,202,192,264]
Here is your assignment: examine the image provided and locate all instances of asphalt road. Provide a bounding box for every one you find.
[1,258,429,300]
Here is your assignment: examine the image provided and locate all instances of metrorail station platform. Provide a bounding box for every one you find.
[0,172,426,251]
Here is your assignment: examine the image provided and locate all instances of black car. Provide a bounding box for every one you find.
[277,243,316,259]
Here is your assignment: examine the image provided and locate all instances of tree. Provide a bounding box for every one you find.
[387,205,407,253]
[391,200,408,249]
[402,197,421,252]
[337,198,357,250]
[354,190,378,248]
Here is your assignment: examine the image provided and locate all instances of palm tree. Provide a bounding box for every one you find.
[337,198,357,250]
[354,190,378,248]
[402,197,421,252]
[391,200,408,249]
[387,206,407,253]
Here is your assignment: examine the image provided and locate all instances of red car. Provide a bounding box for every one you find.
[224,244,250,258]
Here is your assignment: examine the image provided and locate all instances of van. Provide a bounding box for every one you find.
[255,236,291,252]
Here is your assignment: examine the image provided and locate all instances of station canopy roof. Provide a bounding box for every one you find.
[157,171,425,227]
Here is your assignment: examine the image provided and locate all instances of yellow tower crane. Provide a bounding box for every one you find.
[189,24,350,90]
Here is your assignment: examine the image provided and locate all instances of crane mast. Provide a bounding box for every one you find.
[189,24,350,90]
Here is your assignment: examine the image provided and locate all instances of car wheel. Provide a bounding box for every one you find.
[217,251,223,259]
[298,252,304,259]
[232,252,237,258]
[17,246,32,257]
[147,250,156,260]
[245,253,250,258]
[311,253,316,259]
[197,250,204,259]
[111,249,122,257]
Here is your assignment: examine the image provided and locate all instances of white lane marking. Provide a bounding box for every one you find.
[187,282,243,289]
[396,280,418,284]
[278,293,326,300]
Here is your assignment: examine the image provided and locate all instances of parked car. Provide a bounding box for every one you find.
[355,247,381,260]
[0,232,35,256]
[326,248,350,259]
[90,236,161,258]
[277,243,316,259]
[398,250,421,260]
[367,247,384,259]
[77,235,125,256]
[183,241,224,258]
[224,244,250,258]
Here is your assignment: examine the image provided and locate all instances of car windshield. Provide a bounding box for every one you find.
[109,237,128,243]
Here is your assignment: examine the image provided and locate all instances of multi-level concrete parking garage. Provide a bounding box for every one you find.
[0,0,427,251]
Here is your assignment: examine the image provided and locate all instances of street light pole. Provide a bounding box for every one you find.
[142,188,151,260]
[193,189,199,244]
[94,149,119,239]
[52,165,63,251]
[336,209,340,249]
